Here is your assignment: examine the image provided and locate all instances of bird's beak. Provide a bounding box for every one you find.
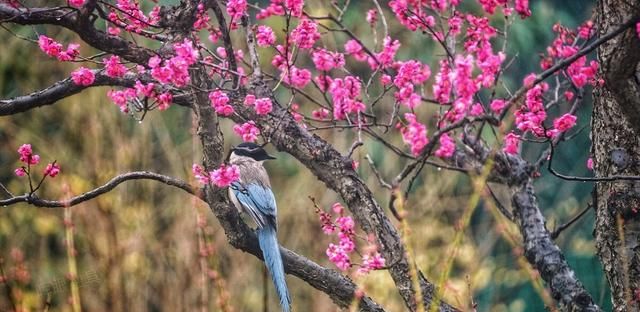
[266,154,277,160]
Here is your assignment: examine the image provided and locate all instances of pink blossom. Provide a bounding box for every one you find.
[233,121,260,142]
[380,74,392,85]
[433,59,451,104]
[312,49,345,71]
[192,164,210,184]
[372,37,400,69]
[393,60,431,88]
[490,99,507,114]
[312,108,330,119]
[209,90,234,116]
[523,73,537,87]
[344,40,367,62]
[401,113,429,156]
[107,89,134,112]
[254,97,273,115]
[318,209,335,234]
[358,252,386,274]
[332,203,344,214]
[104,55,128,78]
[366,9,377,26]
[210,164,240,188]
[56,43,80,61]
[434,133,455,158]
[38,35,63,57]
[244,94,256,106]
[564,91,575,101]
[18,144,40,165]
[14,168,26,177]
[173,39,199,64]
[553,113,577,132]
[256,0,286,19]
[578,21,594,39]
[71,67,95,86]
[256,25,276,46]
[134,80,155,97]
[291,19,320,49]
[157,92,173,110]
[284,0,304,16]
[637,22,640,39]
[336,216,354,232]
[326,243,351,271]
[587,158,594,170]
[43,163,60,178]
[226,0,247,21]
[282,66,311,88]
[329,76,365,120]
[515,0,531,18]
[68,0,86,8]
[193,3,210,30]
[503,132,520,155]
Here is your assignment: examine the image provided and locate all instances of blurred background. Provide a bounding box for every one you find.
[0,0,606,311]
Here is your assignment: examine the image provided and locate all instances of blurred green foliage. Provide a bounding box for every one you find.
[0,0,608,311]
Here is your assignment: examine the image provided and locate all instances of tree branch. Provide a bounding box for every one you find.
[0,71,194,116]
[0,171,197,208]
[0,3,155,64]
[512,181,600,311]
[0,72,134,116]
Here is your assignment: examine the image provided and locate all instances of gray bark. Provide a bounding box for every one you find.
[594,1,640,311]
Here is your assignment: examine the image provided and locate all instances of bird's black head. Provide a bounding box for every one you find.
[231,143,277,161]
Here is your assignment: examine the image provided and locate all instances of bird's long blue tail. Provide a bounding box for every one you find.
[258,225,291,312]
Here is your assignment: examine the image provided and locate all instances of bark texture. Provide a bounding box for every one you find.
[594,1,640,311]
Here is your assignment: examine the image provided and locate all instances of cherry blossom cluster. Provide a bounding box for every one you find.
[317,203,385,273]
[192,164,240,188]
[14,144,60,189]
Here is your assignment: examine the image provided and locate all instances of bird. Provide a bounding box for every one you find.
[228,142,291,312]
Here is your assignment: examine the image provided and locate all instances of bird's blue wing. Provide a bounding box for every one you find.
[230,182,277,229]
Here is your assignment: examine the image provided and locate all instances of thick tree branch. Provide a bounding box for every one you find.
[512,182,600,311]
[0,71,195,116]
[0,72,135,116]
[453,136,600,310]
[0,171,197,208]
[0,3,154,64]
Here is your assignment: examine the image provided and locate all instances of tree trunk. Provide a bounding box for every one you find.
[593,1,640,311]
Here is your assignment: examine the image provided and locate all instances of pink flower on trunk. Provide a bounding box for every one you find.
[210,164,240,188]
[71,67,95,86]
[254,97,272,115]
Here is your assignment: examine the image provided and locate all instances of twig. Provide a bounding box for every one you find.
[0,171,198,208]
[550,203,592,239]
